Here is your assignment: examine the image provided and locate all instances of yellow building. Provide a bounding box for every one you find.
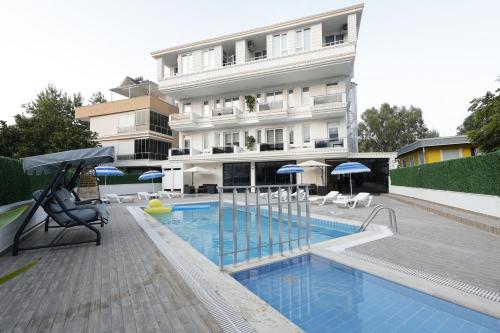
[397,136,477,168]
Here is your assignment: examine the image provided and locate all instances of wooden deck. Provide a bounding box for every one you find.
[0,206,221,333]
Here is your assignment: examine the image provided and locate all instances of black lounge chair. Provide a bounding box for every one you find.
[12,146,115,256]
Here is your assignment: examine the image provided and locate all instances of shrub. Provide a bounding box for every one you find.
[390,151,500,196]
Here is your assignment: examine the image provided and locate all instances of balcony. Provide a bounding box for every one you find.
[259,142,284,151]
[212,107,235,117]
[158,42,356,99]
[313,93,344,105]
[314,137,345,148]
[311,93,347,118]
[169,112,199,130]
[212,146,234,154]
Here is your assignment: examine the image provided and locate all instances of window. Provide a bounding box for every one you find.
[118,113,135,130]
[224,97,239,110]
[183,102,191,113]
[202,48,216,70]
[303,125,310,143]
[183,136,191,149]
[302,87,310,105]
[272,33,288,57]
[327,124,339,140]
[288,89,295,107]
[418,151,424,164]
[117,142,134,160]
[214,133,221,147]
[224,132,240,147]
[244,131,249,146]
[266,128,283,143]
[265,91,283,109]
[132,138,171,160]
[295,28,311,52]
[257,130,261,144]
[135,110,148,126]
[203,101,209,117]
[215,99,222,108]
[289,128,294,144]
[181,53,193,74]
[149,110,172,136]
[441,149,460,161]
[202,133,209,150]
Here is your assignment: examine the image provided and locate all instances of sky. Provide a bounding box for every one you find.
[0,0,499,136]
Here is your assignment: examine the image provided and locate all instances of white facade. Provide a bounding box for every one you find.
[151,5,370,191]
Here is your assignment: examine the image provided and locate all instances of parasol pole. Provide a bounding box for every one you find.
[349,173,353,197]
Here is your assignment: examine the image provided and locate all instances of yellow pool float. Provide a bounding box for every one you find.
[144,199,172,214]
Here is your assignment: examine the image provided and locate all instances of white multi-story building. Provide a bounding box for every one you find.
[76,77,178,171]
[152,4,394,193]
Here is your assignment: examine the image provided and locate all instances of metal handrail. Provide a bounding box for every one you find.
[358,204,398,233]
[217,184,311,270]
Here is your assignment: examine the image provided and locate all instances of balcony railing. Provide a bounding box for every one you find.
[116,152,168,161]
[212,146,234,154]
[170,148,190,156]
[246,54,267,62]
[212,107,239,117]
[117,124,149,134]
[171,113,192,121]
[259,142,284,151]
[323,40,344,47]
[313,93,344,105]
[314,137,344,148]
[258,101,283,111]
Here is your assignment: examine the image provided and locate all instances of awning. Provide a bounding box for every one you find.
[21,147,115,175]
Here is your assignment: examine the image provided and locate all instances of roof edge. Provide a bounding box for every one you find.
[151,3,364,58]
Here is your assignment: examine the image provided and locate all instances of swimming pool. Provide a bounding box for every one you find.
[232,254,500,333]
[150,202,356,265]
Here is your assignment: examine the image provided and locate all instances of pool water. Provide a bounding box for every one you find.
[150,202,355,265]
[232,255,500,333]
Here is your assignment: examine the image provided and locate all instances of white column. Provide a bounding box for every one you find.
[157,57,165,80]
[347,14,358,43]
[250,161,256,192]
[235,40,246,64]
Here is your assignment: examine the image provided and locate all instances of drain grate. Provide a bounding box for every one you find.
[343,250,500,303]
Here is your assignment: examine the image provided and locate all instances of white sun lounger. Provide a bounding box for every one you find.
[137,192,159,200]
[310,191,339,205]
[291,189,306,200]
[105,194,136,204]
[158,191,182,199]
[333,192,373,209]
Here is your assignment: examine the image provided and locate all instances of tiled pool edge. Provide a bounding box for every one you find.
[312,247,500,319]
[127,206,303,333]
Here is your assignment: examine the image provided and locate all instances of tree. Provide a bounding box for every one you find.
[0,120,19,157]
[5,85,98,158]
[358,103,438,152]
[457,88,500,152]
[89,91,107,104]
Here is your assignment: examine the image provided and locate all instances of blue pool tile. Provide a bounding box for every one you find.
[232,254,500,333]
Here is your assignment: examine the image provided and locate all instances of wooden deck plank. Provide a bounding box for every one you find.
[0,206,220,333]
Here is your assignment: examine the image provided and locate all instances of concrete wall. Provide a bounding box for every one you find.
[99,183,162,196]
[390,185,500,218]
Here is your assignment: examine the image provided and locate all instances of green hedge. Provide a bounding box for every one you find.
[390,151,500,196]
[0,157,52,206]
[97,174,161,185]
[0,156,159,206]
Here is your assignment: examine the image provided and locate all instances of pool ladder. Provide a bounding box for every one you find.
[358,204,398,234]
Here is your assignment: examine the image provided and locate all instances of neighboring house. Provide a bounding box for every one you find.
[152,4,395,193]
[75,77,178,171]
[397,136,477,168]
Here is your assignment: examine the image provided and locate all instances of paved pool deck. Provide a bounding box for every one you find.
[0,206,221,333]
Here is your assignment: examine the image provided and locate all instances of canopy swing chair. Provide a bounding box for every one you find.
[12,147,115,256]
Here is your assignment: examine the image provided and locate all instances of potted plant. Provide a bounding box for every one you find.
[245,135,256,150]
[245,95,256,112]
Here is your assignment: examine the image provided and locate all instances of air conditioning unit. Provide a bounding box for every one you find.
[247,40,256,52]
[342,24,348,31]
